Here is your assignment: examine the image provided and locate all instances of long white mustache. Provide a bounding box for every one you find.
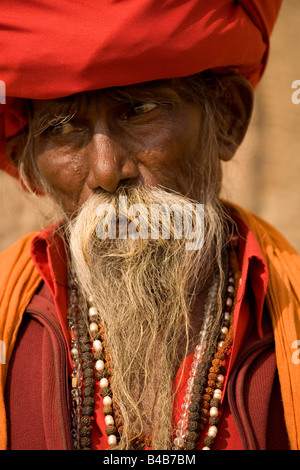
[67,186,227,449]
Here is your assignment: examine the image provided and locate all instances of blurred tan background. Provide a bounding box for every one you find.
[0,0,299,252]
[222,0,300,251]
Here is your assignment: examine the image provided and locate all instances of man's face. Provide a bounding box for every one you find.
[31,81,210,216]
[30,79,228,450]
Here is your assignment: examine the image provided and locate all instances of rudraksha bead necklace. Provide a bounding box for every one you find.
[68,238,239,450]
[172,243,238,450]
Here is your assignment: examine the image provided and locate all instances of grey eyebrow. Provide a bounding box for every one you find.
[33,108,78,137]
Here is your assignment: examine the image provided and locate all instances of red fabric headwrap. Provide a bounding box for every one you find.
[0,0,282,177]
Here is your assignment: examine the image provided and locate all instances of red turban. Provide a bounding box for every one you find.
[0,0,282,177]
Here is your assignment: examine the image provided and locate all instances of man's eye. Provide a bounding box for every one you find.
[122,102,158,119]
[50,122,78,136]
[133,102,158,115]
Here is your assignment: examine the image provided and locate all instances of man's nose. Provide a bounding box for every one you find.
[86,131,139,193]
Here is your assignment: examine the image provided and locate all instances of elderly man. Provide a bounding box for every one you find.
[0,0,299,451]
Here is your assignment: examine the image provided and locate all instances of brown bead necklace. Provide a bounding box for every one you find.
[68,237,239,450]
[68,281,122,449]
[172,240,238,450]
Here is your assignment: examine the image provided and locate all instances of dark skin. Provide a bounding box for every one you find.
[32,83,204,217]
[29,75,253,345]
[30,76,253,217]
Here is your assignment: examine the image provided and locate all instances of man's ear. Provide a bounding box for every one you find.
[5,131,45,195]
[6,132,26,166]
[218,75,254,162]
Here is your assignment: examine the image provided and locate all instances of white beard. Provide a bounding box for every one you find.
[67,186,227,449]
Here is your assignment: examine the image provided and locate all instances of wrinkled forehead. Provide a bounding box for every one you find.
[30,79,178,116]
[29,75,207,122]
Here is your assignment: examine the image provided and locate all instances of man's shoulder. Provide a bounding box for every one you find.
[0,231,42,330]
[0,231,39,254]
[227,201,299,256]
[0,231,40,269]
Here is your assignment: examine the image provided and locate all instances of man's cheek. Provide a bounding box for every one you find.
[38,150,83,186]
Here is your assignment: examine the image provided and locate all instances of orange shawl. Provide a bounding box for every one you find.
[0,206,299,449]
[229,204,300,450]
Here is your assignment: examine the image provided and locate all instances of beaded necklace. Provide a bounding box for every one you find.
[172,269,235,450]
[68,237,239,450]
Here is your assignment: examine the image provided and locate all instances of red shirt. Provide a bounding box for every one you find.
[5,212,288,449]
